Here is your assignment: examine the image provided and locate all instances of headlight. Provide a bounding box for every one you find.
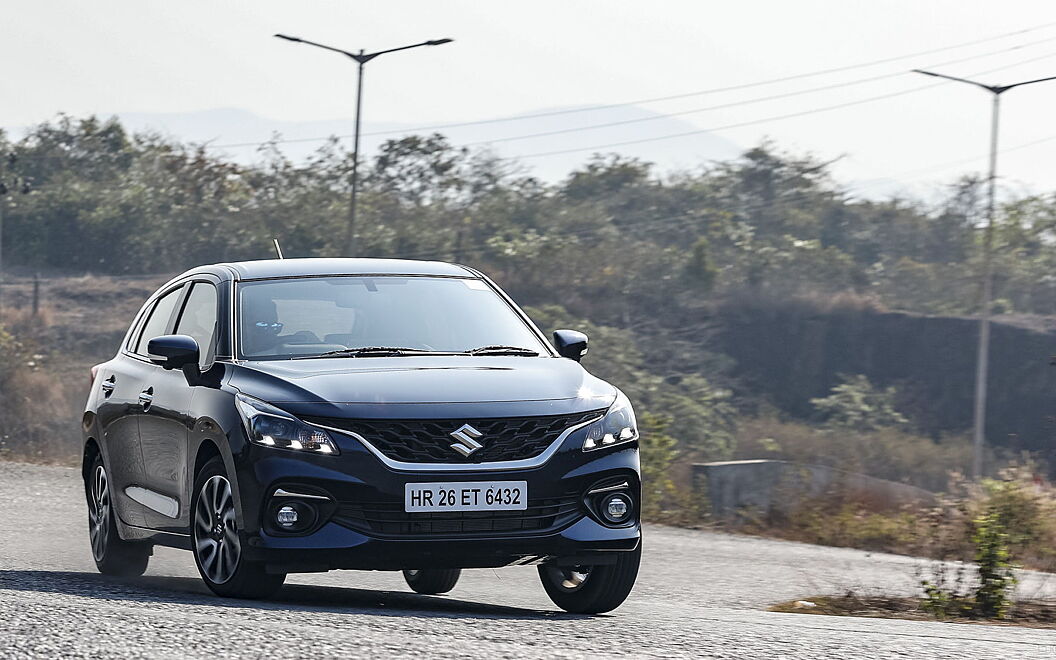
[235,393,339,455]
[582,391,638,451]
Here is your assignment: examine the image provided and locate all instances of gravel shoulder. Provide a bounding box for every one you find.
[3,460,1056,659]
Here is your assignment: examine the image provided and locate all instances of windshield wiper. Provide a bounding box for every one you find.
[465,345,541,356]
[293,346,448,359]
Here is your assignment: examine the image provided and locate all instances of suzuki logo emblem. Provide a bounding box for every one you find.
[449,424,485,457]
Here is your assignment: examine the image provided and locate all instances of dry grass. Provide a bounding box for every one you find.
[0,273,172,465]
[770,595,1056,629]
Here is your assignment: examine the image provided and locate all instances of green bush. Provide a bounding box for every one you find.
[971,508,1017,618]
[809,374,907,431]
[920,502,1018,620]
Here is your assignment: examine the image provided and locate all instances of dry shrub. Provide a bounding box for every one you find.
[747,464,1056,574]
[718,289,888,319]
[750,484,928,555]
[0,302,55,331]
[734,414,977,493]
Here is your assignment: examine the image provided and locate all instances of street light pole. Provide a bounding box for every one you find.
[913,69,1056,479]
[350,51,366,257]
[274,34,453,256]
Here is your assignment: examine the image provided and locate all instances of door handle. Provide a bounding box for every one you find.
[139,387,154,407]
[101,376,116,396]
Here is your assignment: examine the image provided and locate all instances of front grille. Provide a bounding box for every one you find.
[332,495,581,538]
[302,410,604,464]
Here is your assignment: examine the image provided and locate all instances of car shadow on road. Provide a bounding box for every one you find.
[0,570,594,621]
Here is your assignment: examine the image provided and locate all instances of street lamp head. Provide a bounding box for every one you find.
[426,38,454,46]
[274,34,302,43]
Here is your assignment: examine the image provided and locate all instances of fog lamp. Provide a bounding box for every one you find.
[276,505,299,528]
[605,495,629,521]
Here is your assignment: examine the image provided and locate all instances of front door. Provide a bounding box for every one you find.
[136,280,219,531]
[136,362,195,530]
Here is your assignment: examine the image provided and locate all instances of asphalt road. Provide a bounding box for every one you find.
[3,461,1056,659]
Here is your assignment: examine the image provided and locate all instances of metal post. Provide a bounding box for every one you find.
[32,272,40,317]
[346,56,366,257]
[0,196,4,322]
[972,92,1001,479]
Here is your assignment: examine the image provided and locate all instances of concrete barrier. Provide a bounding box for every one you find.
[693,459,936,522]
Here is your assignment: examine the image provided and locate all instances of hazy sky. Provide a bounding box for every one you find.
[5,1,1056,197]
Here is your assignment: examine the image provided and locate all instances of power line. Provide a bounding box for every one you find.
[500,49,1056,161]
[325,21,1056,137]
[204,21,1056,151]
[851,133,1056,187]
[457,36,1056,148]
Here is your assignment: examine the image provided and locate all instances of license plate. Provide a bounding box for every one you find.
[405,481,528,512]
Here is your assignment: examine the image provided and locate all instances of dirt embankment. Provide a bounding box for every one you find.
[715,298,1056,460]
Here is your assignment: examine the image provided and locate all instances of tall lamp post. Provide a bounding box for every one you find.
[913,68,1056,478]
[274,34,453,255]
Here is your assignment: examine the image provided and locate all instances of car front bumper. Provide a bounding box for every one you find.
[233,433,641,572]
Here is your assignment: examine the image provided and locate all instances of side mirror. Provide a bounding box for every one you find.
[147,334,200,371]
[553,329,588,362]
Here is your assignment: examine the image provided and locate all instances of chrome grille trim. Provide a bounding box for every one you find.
[307,414,602,472]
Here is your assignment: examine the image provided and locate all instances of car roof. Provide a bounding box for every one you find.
[208,258,477,281]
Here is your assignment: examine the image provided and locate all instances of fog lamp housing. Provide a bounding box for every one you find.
[264,496,323,535]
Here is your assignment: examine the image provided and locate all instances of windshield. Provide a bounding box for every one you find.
[236,276,549,360]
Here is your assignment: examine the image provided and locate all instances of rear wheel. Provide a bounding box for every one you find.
[403,568,461,595]
[538,544,641,614]
[191,456,285,599]
[85,455,151,577]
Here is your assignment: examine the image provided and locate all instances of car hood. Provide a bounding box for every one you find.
[228,356,617,418]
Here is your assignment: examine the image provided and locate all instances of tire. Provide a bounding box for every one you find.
[403,568,461,595]
[538,543,641,614]
[85,454,152,577]
[191,456,285,599]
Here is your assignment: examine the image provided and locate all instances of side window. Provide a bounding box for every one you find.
[134,286,184,355]
[174,282,218,366]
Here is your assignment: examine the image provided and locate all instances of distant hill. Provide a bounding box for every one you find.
[110,106,742,182]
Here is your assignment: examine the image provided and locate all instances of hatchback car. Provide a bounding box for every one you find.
[83,258,641,613]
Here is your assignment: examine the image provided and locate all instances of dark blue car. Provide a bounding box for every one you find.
[82,258,641,613]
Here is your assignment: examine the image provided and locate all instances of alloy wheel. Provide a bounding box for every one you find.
[194,475,241,584]
[88,465,110,561]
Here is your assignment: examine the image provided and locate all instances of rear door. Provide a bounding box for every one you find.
[102,284,184,528]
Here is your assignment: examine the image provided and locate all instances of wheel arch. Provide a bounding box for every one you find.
[82,437,101,484]
[189,429,248,530]
[193,437,223,478]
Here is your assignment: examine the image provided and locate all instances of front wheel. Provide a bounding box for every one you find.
[191,456,285,599]
[85,455,151,577]
[403,568,461,594]
[538,544,641,614]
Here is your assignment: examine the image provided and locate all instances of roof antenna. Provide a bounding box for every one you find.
[272,238,284,259]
